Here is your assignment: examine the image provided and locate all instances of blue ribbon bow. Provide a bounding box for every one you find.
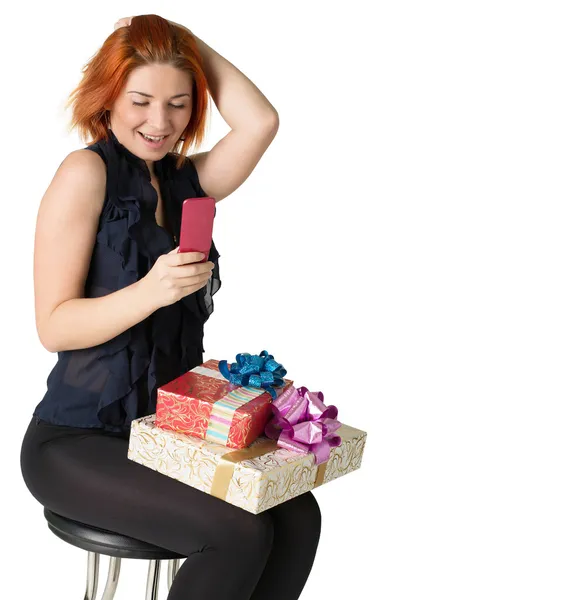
[218,351,287,399]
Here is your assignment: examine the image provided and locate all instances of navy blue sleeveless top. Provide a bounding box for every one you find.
[33,129,221,433]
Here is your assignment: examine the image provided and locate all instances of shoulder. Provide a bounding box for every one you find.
[52,149,107,195]
[58,148,107,177]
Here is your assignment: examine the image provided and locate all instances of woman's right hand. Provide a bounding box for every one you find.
[141,248,215,310]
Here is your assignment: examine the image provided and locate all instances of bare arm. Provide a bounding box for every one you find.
[192,34,279,129]
[35,150,156,353]
[43,280,156,352]
[188,34,279,202]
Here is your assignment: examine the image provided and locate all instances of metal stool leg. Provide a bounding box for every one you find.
[145,560,161,600]
[100,557,121,600]
[84,552,99,600]
[167,559,181,590]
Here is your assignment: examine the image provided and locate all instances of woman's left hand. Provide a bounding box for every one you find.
[114,17,133,31]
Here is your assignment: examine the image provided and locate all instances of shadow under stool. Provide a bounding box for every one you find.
[44,508,186,600]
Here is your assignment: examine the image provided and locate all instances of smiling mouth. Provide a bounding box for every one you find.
[138,132,169,141]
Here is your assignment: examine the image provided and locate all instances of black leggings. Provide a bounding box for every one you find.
[20,416,321,600]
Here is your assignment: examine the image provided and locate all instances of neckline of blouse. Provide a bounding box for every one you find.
[106,128,169,180]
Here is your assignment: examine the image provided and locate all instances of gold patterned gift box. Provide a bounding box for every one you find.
[127,413,367,514]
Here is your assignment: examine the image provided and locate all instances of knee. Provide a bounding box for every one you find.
[277,492,322,544]
[238,514,274,557]
[207,511,274,558]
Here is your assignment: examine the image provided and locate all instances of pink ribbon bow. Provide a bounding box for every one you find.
[264,386,342,464]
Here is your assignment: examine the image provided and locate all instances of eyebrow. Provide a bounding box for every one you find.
[127,91,191,99]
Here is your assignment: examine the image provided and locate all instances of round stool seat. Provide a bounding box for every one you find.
[44,508,185,560]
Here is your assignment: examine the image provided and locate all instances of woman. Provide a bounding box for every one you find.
[20,15,321,600]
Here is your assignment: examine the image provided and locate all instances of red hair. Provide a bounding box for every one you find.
[65,14,210,170]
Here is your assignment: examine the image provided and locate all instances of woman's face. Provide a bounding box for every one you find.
[108,63,193,173]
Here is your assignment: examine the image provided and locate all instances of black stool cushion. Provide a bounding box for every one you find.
[44,508,186,560]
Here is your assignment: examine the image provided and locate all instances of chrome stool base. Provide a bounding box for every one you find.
[84,551,181,600]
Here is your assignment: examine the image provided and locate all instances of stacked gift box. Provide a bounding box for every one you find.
[127,351,367,514]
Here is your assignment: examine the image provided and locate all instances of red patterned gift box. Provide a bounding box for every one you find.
[156,359,294,449]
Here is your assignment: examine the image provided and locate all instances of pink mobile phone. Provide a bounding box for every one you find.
[178,197,216,261]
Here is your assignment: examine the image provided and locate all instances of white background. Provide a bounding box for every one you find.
[1,1,573,598]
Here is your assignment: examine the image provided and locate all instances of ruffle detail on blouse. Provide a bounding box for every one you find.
[96,326,151,428]
[92,202,212,428]
[95,195,143,290]
[92,191,173,429]
[98,194,174,276]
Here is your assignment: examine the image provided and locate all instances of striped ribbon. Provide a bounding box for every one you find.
[193,366,264,445]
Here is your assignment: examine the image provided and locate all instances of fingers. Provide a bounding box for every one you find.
[181,282,208,296]
[114,17,133,31]
[177,272,212,298]
[173,262,215,279]
[170,250,206,263]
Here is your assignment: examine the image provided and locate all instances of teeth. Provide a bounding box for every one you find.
[142,133,166,142]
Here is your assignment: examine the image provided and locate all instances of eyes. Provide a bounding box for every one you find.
[132,101,186,110]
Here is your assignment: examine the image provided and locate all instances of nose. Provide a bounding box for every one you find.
[146,106,171,132]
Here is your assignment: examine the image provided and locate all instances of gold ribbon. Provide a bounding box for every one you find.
[210,440,329,501]
[314,462,328,487]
